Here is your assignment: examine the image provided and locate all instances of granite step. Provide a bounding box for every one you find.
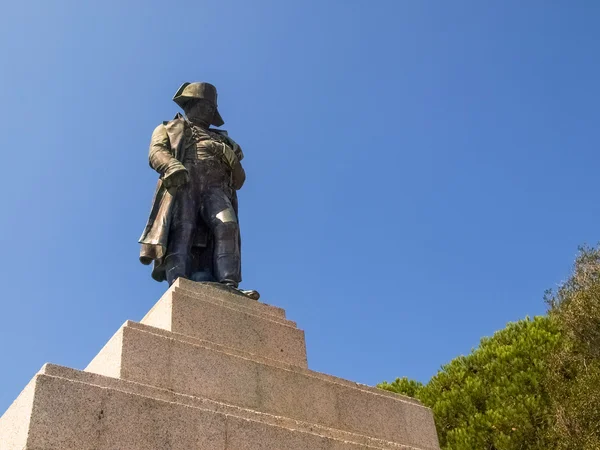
[141,283,307,367]
[90,320,420,404]
[85,321,438,448]
[173,278,288,322]
[0,364,435,450]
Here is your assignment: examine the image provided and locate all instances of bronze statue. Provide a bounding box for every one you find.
[139,82,259,300]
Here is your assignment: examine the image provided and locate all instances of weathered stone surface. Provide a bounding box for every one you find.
[174,279,287,321]
[88,320,417,406]
[48,364,429,449]
[141,283,307,367]
[0,376,36,450]
[85,321,438,447]
[2,365,431,450]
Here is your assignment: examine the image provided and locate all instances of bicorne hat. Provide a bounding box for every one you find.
[172,82,225,127]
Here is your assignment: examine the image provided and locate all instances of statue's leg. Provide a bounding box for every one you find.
[200,189,241,287]
[165,185,197,285]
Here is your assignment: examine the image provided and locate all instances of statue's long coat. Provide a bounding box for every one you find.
[138,114,240,282]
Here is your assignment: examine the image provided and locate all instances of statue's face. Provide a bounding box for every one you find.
[185,99,216,125]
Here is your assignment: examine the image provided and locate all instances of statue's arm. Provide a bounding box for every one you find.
[148,124,188,187]
[223,137,246,190]
[231,160,246,190]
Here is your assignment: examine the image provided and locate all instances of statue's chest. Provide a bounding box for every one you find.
[184,126,227,162]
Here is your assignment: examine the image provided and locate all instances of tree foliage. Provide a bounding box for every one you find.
[379,316,560,449]
[378,377,423,398]
[545,245,600,449]
[379,245,600,449]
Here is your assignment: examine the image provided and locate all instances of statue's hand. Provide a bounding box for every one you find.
[163,167,189,189]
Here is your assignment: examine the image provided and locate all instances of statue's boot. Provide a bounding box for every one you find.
[239,289,260,300]
[213,221,259,300]
[165,221,194,285]
[221,280,260,301]
[213,221,241,282]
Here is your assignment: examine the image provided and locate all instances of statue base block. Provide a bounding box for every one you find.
[0,279,440,450]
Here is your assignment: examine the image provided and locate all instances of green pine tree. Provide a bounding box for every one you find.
[380,245,600,449]
[379,316,560,449]
[545,245,600,449]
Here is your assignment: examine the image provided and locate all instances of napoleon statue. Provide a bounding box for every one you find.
[139,82,259,300]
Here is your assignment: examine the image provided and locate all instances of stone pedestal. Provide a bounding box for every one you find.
[0,279,440,449]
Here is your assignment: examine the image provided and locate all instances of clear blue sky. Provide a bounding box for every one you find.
[1,1,599,414]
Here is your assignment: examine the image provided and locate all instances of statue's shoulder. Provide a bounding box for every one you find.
[151,115,187,148]
[158,113,188,138]
[162,113,186,128]
[152,114,185,134]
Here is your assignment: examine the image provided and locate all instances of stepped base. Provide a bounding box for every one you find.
[85,320,436,446]
[140,280,308,367]
[0,364,433,450]
[0,280,440,449]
